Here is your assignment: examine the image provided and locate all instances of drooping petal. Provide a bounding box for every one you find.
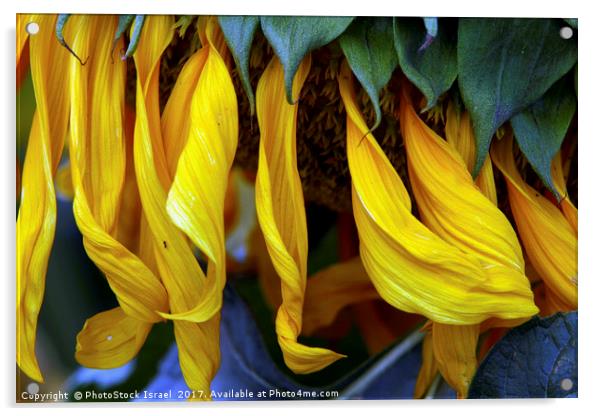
[340,64,533,325]
[414,331,438,399]
[445,103,497,205]
[132,16,220,395]
[432,323,479,399]
[491,134,578,309]
[75,307,152,369]
[17,14,71,383]
[255,56,345,373]
[67,15,168,325]
[161,48,206,179]
[302,257,379,335]
[399,83,536,312]
[164,17,238,322]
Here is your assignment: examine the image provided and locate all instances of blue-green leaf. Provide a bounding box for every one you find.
[218,16,260,114]
[469,312,577,398]
[260,16,354,103]
[338,17,397,129]
[393,17,457,111]
[55,14,87,65]
[112,15,135,57]
[458,18,577,176]
[510,75,576,199]
[123,15,146,59]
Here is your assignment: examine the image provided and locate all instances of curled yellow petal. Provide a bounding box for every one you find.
[75,307,152,369]
[432,323,479,399]
[164,18,238,322]
[491,134,578,309]
[255,56,345,374]
[161,48,206,179]
[17,14,71,383]
[132,16,220,393]
[302,257,379,336]
[400,84,536,313]
[340,64,533,325]
[67,15,168,325]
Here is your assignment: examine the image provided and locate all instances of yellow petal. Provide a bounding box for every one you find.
[340,64,534,325]
[17,14,71,382]
[302,257,379,335]
[255,229,283,310]
[445,103,497,205]
[255,56,345,374]
[551,152,578,234]
[67,15,168,323]
[400,84,536,313]
[491,135,578,308]
[132,15,220,393]
[432,323,479,399]
[161,48,207,179]
[164,17,238,322]
[75,307,152,369]
[414,331,438,399]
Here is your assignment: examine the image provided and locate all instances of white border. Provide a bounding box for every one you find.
[3,1,600,416]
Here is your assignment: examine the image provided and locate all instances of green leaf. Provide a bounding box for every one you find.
[393,17,457,111]
[458,18,577,175]
[173,15,195,38]
[510,76,576,199]
[218,16,260,114]
[338,17,397,129]
[260,16,354,103]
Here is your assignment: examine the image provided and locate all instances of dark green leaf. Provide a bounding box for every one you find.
[510,76,576,198]
[469,312,577,398]
[123,15,146,59]
[458,18,577,175]
[260,16,354,103]
[394,17,457,111]
[218,16,260,114]
[338,17,397,129]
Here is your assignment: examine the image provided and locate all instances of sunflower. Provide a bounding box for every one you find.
[16,14,577,400]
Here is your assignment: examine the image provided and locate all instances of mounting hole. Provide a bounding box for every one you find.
[560,378,573,391]
[25,22,40,35]
[27,382,40,394]
[559,26,573,40]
